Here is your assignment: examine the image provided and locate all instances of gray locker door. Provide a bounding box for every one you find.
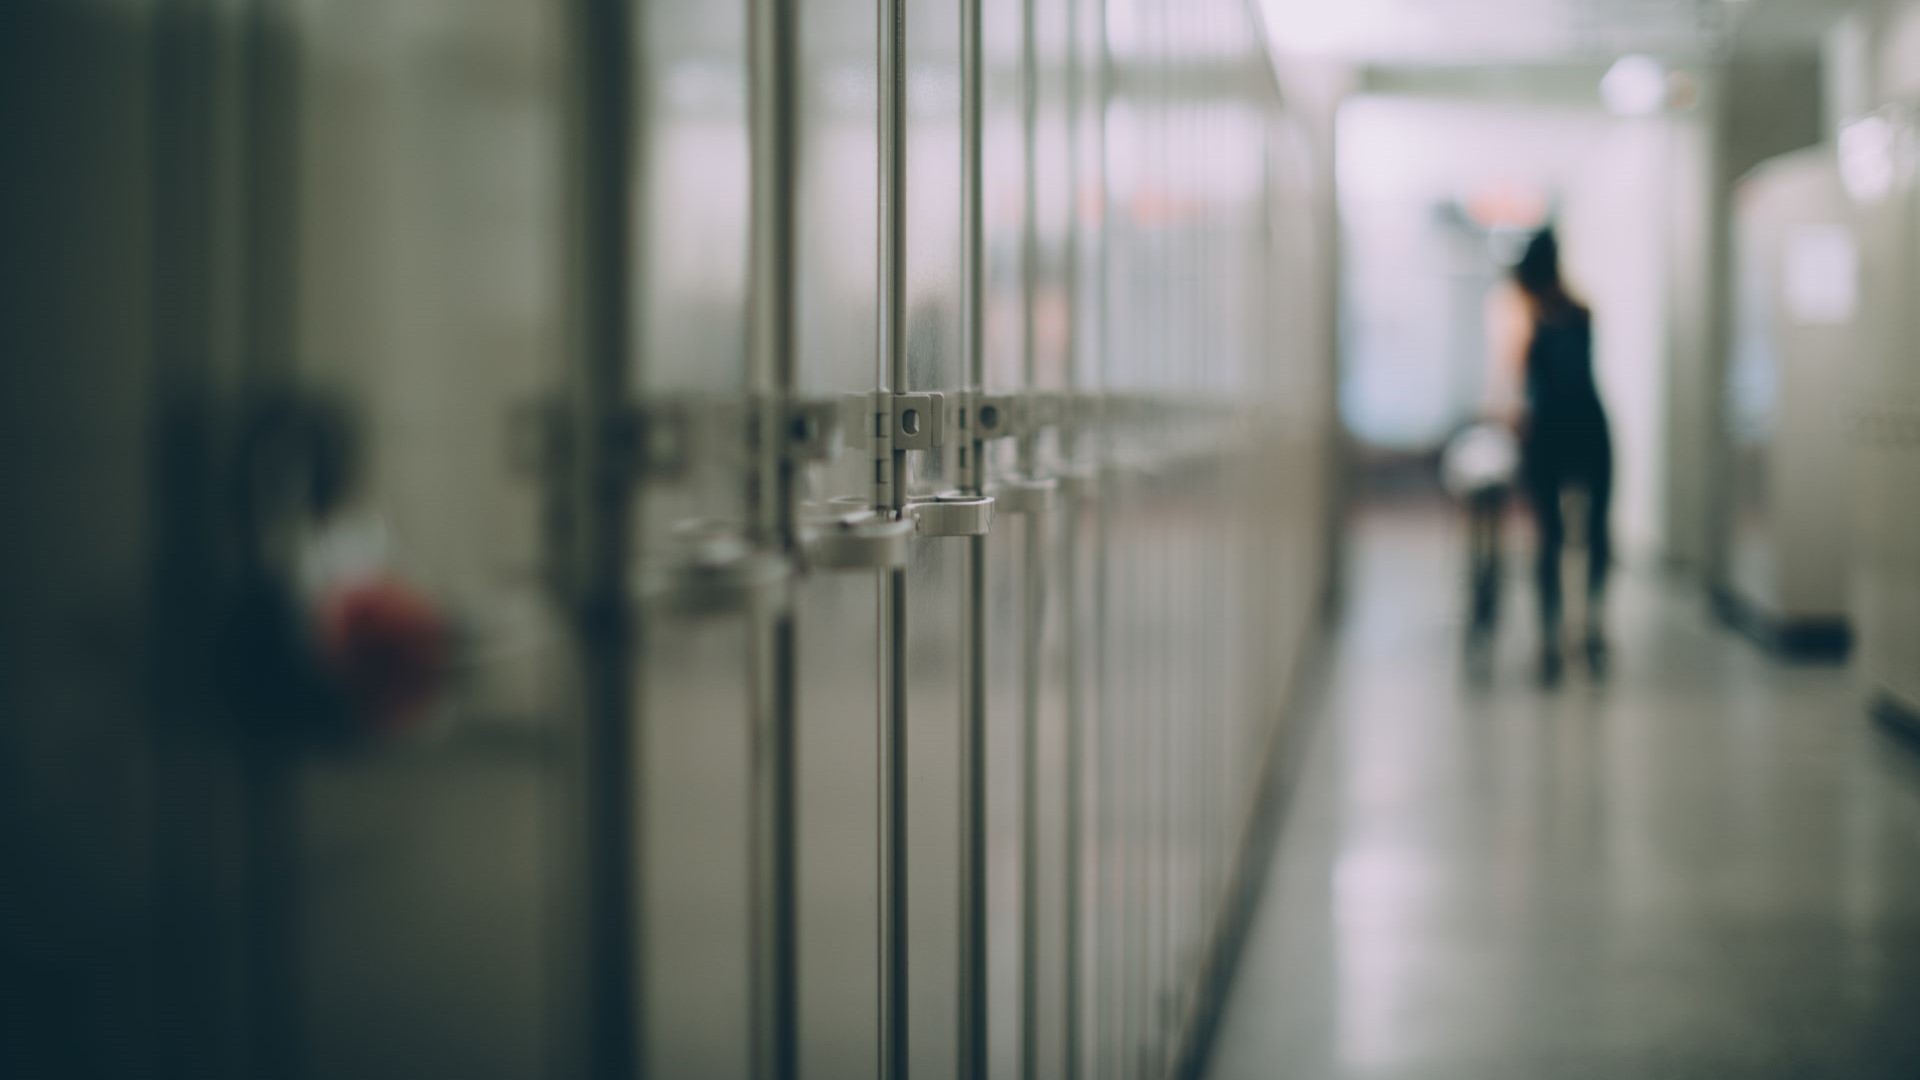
[0,3,1335,1078]
[1854,103,1920,714]
[1,5,160,1077]
[269,5,575,1078]
[791,1,884,1076]
[1892,107,1920,710]
[897,1,970,1076]
[978,3,1031,1076]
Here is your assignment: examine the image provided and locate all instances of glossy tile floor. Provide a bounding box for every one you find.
[1207,506,1920,1079]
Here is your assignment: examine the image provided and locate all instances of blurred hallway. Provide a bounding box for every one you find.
[9,0,1920,1075]
[1207,505,1920,1079]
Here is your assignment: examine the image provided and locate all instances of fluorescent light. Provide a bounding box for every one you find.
[1600,55,1666,117]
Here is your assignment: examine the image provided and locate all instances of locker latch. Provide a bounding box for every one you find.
[954,390,1071,443]
[783,398,845,463]
[841,390,947,509]
[961,392,1020,441]
[840,391,947,452]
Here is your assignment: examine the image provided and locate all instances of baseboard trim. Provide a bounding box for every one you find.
[1168,623,1335,1080]
[1711,586,1852,662]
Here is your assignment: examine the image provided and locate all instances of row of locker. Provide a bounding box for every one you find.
[1847,97,1920,717]
[0,0,1336,1078]
[1714,88,1920,717]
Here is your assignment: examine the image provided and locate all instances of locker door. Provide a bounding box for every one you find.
[1,5,159,1077]
[1852,143,1895,697]
[1853,103,1920,713]
[1062,6,1109,1077]
[1889,103,1920,711]
[263,4,575,1077]
[791,1,881,1077]
[633,3,766,1077]
[1898,105,1920,710]
[783,3,983,1078]
[1100,5,1155,1070]
[1024,1,1077,1075]
[897,3,971,1077]
[975,0,1025,1073]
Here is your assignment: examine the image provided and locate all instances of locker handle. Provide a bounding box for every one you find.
[801,510,912,571]
[638,549,792,616]
[908,492,995,537]
[990,477,1057,516]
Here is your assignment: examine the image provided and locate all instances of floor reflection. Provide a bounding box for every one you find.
[1208,504,1920,1079]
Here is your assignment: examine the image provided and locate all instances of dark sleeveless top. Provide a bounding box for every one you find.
[1525,305,1604,425]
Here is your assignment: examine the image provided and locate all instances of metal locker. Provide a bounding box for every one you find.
[2,4,163,1076]
[1852,101,1920,719]
[253,4,574,1077]
[630,2,769,1076]
[0,2,1339,1079]
[53,2,603,1077]
[1718,147,1859,646]
[789,0,885,1076]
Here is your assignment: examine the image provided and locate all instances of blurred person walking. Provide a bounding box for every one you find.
[1493,228,1614,685]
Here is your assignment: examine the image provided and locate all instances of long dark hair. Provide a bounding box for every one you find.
[1513,228,1585,320]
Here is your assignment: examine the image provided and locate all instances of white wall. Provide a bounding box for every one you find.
[1561,118,1673,562]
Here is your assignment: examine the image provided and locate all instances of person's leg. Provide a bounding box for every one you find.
[1485,488,1505,632]
[1583,434,1615,670]
[1584,446,1613,598]
[1469,491,1500,638]
[1527,454,1566,683]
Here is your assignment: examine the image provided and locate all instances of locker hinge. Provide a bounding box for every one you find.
[953,390,1031,492]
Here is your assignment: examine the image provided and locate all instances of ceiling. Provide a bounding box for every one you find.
[1256,0,1856,64]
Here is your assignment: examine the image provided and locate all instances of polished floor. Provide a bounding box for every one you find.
[1206,505,1920,1079]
